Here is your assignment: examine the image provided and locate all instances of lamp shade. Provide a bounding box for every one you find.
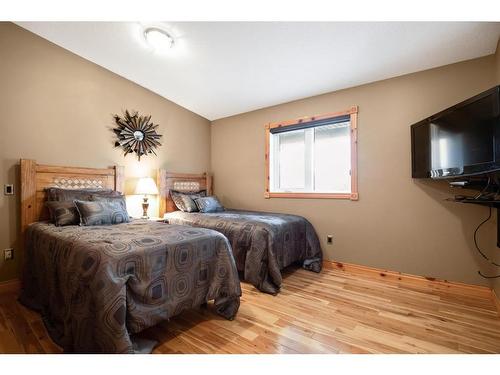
[134,177,159,195]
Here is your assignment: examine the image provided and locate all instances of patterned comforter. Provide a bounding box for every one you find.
[19,220,241,353]
[165,210,323,294]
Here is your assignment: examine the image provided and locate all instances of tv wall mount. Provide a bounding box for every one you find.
[448,174,500,278]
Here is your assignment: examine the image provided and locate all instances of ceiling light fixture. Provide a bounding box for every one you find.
[144,27,174,52]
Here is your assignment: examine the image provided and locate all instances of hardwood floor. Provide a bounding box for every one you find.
[1,266,500,354]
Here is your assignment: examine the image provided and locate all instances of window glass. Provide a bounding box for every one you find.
[314,122,351,192]
[269,119,352,194]
[277,129,306,190]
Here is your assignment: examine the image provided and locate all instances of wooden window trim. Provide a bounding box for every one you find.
[265,106,358,200]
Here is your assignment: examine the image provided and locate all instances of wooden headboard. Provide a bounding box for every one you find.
[157,169,212,216]
[20,159,125,231]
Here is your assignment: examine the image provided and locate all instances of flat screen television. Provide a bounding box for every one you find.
[411,86,500,179]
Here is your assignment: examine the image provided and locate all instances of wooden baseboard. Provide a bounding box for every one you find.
[0,279,20,294]
[323,260,492,298]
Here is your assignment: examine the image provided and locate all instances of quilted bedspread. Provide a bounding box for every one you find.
[19,220,241,353]
[165,210,323,294]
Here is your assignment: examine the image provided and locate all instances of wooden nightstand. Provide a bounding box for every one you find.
[147,217,165,222]
[131,217,166,222]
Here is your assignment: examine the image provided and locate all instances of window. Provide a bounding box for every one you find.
[265,106,358,200]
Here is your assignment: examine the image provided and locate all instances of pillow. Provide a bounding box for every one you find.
[194,196,225,213]
[91,194,128,210]
[74,200,130,226]
[45,201,80,226]
[170,190,206,212]
[45,188,122,223]
[45,187,121,202]
[178,194,199,212]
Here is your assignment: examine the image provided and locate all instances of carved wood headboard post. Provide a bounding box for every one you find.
[157,168,168,218]
[20,159,37,234]
[157,169,212,217]
[115,166,125,194]
[206,174,213,196]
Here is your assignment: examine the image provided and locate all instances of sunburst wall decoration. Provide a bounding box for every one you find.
[113,110,162,161]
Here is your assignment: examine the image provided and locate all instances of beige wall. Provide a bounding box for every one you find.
[212,54,500,287]
[0,23,211,282]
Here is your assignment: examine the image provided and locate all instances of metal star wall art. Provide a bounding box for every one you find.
[113,110,162,161]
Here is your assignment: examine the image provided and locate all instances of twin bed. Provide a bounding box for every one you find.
[19,160,322,353]
[158,170,322,295]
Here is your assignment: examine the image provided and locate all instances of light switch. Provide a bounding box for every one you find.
[4,184,14,195]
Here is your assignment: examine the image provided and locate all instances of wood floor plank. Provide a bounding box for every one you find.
[0,266,499,354]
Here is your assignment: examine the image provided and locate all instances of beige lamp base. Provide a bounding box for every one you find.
[141,196,149,219]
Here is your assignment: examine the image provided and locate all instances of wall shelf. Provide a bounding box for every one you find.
[448,197,500,247]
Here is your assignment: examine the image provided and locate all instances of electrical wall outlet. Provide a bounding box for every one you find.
[4,184,14,195]
[4,248,13,261]
[327,235,333,244]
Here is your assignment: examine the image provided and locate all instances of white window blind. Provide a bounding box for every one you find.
[269,120,351,194]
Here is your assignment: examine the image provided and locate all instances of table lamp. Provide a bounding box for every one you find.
[134,177,159,219]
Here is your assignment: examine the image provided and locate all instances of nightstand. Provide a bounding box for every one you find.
[131,217,166,222]
[148,217,165,222]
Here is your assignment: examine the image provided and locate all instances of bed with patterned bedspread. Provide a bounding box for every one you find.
[19,220,241,353]
[164,209,323,295]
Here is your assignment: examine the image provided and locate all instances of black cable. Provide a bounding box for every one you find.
[474,176,491,199]
[473,206,500,266]
[473,205,500,278]
[478,271,500,278]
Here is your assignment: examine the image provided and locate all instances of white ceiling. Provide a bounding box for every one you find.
[16,22,500,120]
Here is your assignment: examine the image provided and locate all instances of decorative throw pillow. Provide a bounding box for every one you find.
[45,188,122,223]
[45,201,80,226]
[45,187,121,201]
[74,200,130,226]
[91,194,128,211]
[170,190,206,212]
[194,196,225,213]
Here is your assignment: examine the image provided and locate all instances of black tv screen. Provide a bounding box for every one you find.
[411,86,500,179]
